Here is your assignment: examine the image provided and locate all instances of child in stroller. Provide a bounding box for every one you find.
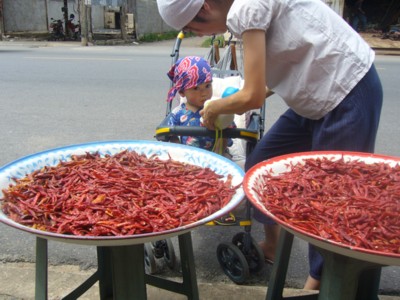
[166,55,236,158]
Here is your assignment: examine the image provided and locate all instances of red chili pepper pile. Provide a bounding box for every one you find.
[254,156,400,254]
[1,150,237,236]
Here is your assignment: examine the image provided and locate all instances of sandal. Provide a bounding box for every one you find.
[214,212,236,225]
[265,258,274,265]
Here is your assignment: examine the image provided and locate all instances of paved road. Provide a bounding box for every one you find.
[0,38,399,297]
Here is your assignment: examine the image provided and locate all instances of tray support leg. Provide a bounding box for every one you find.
[110,244,146,300]
[97,246,113,299]
[178,232,199,300]
[35,237,48,300]
[266,229,294,300]
[318,249,382,300]
[145,232,199,300]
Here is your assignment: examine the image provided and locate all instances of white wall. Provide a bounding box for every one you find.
[4,0,47,32]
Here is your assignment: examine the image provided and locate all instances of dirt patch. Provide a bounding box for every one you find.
[360,32,400,49]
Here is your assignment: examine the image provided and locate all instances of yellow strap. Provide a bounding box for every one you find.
[212,128,224,155]
[155,127,171,135]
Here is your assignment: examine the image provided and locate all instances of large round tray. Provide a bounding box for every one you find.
[0,140,245,246]
[243,151,400,266]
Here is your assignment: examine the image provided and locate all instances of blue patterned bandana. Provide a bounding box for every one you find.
[167,56,212,102]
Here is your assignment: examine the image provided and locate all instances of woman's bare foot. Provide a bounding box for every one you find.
[258,240,275,263]
[258,224,281,263]
[304,275,320,290]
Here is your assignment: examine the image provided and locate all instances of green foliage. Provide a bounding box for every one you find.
[137,31,197,43]
[137,31,178,42]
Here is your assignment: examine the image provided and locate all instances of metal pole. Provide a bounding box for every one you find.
[80,0,88,46]
[44,0,49,35]
[120,2,128,41]
[63,0,68,36]
[0,0,4,40]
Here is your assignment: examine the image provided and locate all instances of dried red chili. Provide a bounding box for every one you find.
[254,156,400,254]
[1,150,237,236]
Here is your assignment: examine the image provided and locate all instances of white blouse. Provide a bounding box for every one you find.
[227,0,375,119]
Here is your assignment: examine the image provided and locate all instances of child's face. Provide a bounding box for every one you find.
[181,81,213,109]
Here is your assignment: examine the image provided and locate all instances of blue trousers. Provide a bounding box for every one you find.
[245,64,383,280]
[352,13,367,32]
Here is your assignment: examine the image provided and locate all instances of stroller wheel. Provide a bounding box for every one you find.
[162,239,176,269]
[232,232,265,273]
[217,242,250,284]
[144,243,157,274]
[151,240,165,259]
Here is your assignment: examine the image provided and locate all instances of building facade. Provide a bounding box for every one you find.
[0,0,173,38]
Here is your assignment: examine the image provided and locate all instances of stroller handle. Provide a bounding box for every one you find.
[155,112,261,144]
[170,31,185,63]
[166,31,185,116]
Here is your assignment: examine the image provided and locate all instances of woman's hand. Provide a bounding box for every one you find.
[200,100,217,130]
[201,29,267,130]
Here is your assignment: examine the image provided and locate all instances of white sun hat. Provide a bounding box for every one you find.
[157,0,205,30]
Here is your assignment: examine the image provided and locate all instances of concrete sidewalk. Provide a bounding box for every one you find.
[0,33,399,55]
[1,262,399,300]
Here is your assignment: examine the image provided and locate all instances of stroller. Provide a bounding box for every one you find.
[147,32,267,284]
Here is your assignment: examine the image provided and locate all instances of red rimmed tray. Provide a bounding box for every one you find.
[243,151,400,266]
